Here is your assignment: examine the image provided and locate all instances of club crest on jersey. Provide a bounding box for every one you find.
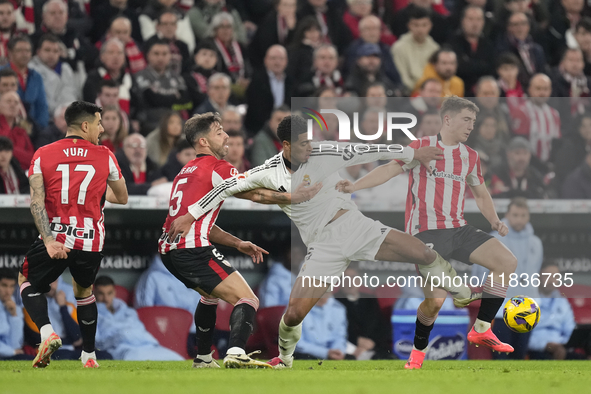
[460,155,468,166]
[303,175,311,186]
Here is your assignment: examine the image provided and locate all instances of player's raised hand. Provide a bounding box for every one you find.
[45,240,70,259]
[414,147,444,175]
[335,179,355,193]
[492,220,509,237]
[237,241,269,264]
[168,213,195,241]
[292,181,322,203]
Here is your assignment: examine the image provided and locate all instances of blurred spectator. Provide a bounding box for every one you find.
[0,68,29,130]
[0,90,32,170]
[146,110,183,167]
[116,133,167,195]
[344,0,396,46]
[29,33,78,115]
[550,48,591,124]
[194,72,231,114]
[0,135,27,194]
[83,38,136,116]
[391,2,449,45]
[139,0,195,54]
[183,41,218,109]
[474,76,512,142]
[448,5,495,96]
[344,15,400,86]
[490,136,548,198]
[205,11,250,91]
[493,0,549,41]
[572,17,591,75]
[345,43,399,97]
[528,262,576,360]
[188,0,247,45]
[286,16,322,92]
[99,105,128,153]
[135,39,190,132]
[250,105,289,167]
[294,294,348,360]
[94,275,185,361]
[497,52,524,98]
[245,44,291,135]
[413,47,464,97]
[391,6,439,93]
[449,0,496,38]
[334,266,392,360]
[221,106,243,134]
[472,197,543,359]
[561,151,591,198]
[0,0,21,66]
[258,245,302,308]
[33,104,67,149]
[297,0,353,54]
[509,73,561,162]
[544,0,585,66]
[2,34,49,128]
[0,268,30,360]
[403,78,442,117]
[29,0,96,83]
[143,9,191,75]
[553,112,591,189]
[90,0,143,45]
[96,16,146,75]
[469,113,504,169]
[95,79,130,132]
[296,44,343,97]
[364,82,388,109]
[414,108,441,138]
[496,12,546,88]
[249,0,297,68]
[156,138,196,181]
[224,129,249,173]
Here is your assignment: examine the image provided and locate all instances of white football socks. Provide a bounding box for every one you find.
[226,347,246,356]
[197,352,213,362]
[81,351,96,365]
[39,324,55,342]
[278,315,301,364]
[474,319,491,333]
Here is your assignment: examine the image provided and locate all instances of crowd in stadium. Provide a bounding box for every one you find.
[0,0,590,199]
[1,0,591,364]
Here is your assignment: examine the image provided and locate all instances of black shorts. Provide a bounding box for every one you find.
[414,225,494,265]
[160,245,236,295]
[20,238,103,293]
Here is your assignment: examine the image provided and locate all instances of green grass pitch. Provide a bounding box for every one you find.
[1,360,589,394]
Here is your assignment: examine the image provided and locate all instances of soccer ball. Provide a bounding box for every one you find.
[503,296,541,333]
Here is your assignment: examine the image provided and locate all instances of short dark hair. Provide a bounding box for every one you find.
[0,135,13,151]
[408,5,431,21]
[185,112,222,146]
[36,33,61,50]
[145,38,170,55]
[226,129,245,140]
[157,8,177,24]
[0,267,17,282]
[94,276,115,287]
[576,17,591,34]
[560,47,583,64]
[277,114,307,143]
[64,101,103,127]
[0,68,17,81]
[496,52,521,69]
[194,40,217,56]
[363,82,386,96]
[507,197,529,212]
[7,33,31,51]
[429,46,455,65]
[272,105,291,115]
[420,78,440,91]
[175,138,193,152]
[440,96,479,120]
[99,79,120,92]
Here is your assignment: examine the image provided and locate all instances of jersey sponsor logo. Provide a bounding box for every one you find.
[430,168,464,182]
[50,223,95,240]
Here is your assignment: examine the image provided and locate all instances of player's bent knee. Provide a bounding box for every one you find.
[423,298,445,314]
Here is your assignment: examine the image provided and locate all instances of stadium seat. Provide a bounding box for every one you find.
[137,306,193,359]
[255,306,287,358]
[561,285,591,325]
[114,285,133,306]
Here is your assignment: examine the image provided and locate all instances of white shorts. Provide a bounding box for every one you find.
[297,210,392,280]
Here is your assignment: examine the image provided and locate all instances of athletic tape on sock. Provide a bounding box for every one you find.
[483,277,508,298]
[417,306,437,326]
[77,295,96,306]
[200,297,219,306]
[236,297,259,311]
[19,282,31,294]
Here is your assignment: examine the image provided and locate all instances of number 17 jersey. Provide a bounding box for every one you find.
[159,154,237,253]
[29,137,122,252]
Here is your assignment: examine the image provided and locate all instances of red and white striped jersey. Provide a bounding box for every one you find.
[396,136,484,235]
[159,154,238,253]
[29,137,122,252]
[508,99,561,162]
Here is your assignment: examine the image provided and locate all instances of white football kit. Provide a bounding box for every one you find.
[187,142,415,279]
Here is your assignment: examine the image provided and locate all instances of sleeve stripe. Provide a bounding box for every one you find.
[198,177,238,208]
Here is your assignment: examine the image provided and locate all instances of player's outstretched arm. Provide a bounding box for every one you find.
[106,178,128,205]
[209,225,269,264]
[29,174,69,259]
[470,183,508,236]
[235,181,322,204]
[336,160,404,193]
